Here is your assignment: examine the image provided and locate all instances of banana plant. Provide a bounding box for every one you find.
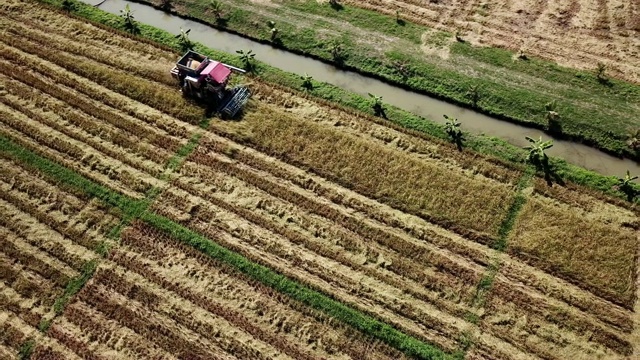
[524,136,553,165]
[175,28,193,51]
[236,49,256,71]
[120,5,138,34]
[614,170,638,201]
[443,114,465,151]
[301,73,313,90]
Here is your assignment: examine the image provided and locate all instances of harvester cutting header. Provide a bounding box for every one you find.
[170,50,251,118]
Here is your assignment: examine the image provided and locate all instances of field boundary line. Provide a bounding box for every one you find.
[466,169,534,320]
[0,133,457,360]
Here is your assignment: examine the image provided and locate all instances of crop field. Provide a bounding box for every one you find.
[1,1,639,359]
[343,0,640,83]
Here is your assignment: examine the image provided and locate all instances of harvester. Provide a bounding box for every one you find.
[170,50,251,118]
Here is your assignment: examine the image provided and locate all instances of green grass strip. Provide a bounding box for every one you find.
[1,132,454,360]
[165,132,203,173]
[141,211,458,360]
[52,260,98,315]
[0,136,145,217]
[469,170,533,310]
[18,339,35,360]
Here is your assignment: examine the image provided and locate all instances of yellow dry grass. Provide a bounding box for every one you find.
[508,194,638,307]
[228,104,516,238]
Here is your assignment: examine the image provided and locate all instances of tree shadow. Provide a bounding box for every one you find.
[329,1,344,10]
[215,17,229,27]
[271,37,283,47]
[547,118,562,135]
[540,161,565,187]
[373,105,387,119]
[396,19,405,26]
[597,77,613,87]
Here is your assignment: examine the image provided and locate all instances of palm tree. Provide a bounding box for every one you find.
[301,73,313,90]
[443,114,464,150]
[524,136,553,165]
[614,170,638,201]
[208,0,223,19]
[120,5,138,34]
[236,50,256,71]
[175,28,193,51]
[368,93,385,117]
[627,129,640,151]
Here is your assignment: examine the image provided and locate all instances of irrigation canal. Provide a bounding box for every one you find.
[84,0,640,179]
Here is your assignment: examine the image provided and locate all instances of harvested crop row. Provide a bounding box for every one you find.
[482,277,632,358]
[0,307,81,360]
[1,79,172,177]
[0,38,196,141]
[0,158,119,254]
[194,132,632,337]
[4,19,176,87]
[0,0,178,64]
[62,301,180,360]
[0,99,156,199]
[150,183,533,357]
[107,221,415,359]
[0,254,60,309]
[87,266,299,360]
[0,33,202,124]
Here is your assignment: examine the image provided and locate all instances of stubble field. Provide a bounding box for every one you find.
[0,1,639,359]
[343,0,640,83]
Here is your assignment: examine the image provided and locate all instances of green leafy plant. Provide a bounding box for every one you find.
[613,170,638,201]
[301,73,313,90]
[368,93,385,118]
[208,0,223,19]
[524,136,553,165]
[236,49,256,71]
[626,129,640,151]
[61,0,76,12]
[328,40,344,63]
[443,114,465,150]
[120,4,138,34]
[466,85,480,107]
[267,20,279,41]
[596,62,607,82]
[175,27,193,51]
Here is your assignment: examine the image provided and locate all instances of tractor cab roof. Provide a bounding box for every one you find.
[200,61,231,84]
